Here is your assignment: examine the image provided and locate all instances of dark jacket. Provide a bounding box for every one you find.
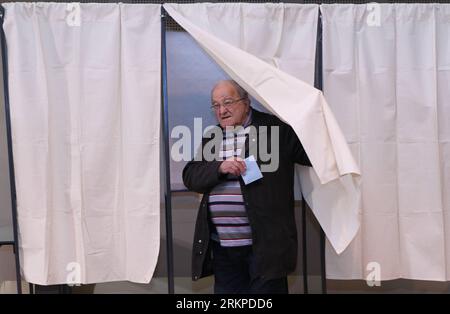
[182,108,312,281]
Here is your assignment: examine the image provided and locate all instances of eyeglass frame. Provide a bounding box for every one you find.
[210,97,246,112]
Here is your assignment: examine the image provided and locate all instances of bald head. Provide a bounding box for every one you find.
[211,80,249,101]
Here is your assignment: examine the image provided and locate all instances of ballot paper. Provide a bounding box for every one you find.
[241,156,263,185]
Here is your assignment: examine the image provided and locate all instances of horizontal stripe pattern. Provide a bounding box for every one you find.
[209,112,253,247]
[218,126,250,160]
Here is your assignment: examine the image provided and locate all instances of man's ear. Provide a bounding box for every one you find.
[245,99,251,111]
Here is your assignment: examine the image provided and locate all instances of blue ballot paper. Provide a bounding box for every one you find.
[241,155,263,185]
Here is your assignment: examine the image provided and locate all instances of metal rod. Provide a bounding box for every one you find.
[314,7,327,295]
[161,6,175,295]
[301,199,309,294]
[320,227,327,294]
[0,4,22,295]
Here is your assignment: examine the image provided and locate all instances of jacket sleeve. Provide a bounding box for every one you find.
[285,123,312,167]
[182,159,224,194]
[182,136,225,194]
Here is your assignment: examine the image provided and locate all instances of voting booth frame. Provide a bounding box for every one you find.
[0,2,332,295]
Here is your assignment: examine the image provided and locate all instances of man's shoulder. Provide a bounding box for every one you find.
[251,108,288,128]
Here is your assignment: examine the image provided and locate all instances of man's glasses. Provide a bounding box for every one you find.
[210,98,245,112]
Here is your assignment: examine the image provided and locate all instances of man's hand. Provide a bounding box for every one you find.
[218,157,246,176]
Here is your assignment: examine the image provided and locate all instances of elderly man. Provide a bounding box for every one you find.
[182,80,312,294]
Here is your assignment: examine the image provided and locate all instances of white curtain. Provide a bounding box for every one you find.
[322,3,450,280]
[0,96,14,286]
[0,107,13,243]
[164,3,318,84]
[3,3,161,285]
[164,3,361,254]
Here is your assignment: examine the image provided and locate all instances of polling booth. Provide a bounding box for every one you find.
[0,1,449,294]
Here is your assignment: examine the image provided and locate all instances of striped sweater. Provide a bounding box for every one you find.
[209,112,253,247]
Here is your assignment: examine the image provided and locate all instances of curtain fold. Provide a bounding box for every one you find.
[3,2,161,285]
[322,3,450,280]
[164,2,361,255]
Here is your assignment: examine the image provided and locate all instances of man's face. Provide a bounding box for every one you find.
[211,82,250,128]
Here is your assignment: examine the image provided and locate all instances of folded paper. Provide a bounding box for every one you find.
[242,156,263,185]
